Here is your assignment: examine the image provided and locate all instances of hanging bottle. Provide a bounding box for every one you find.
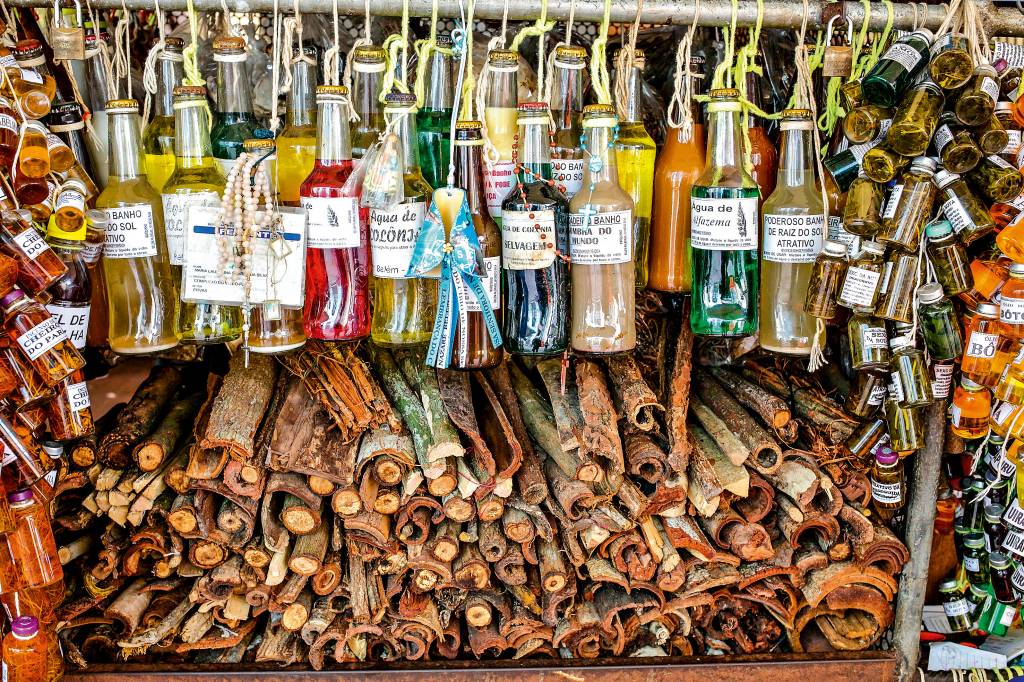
[1,290,83,387]
[745,63,779,203]
[95,99,179,354]
[46,101,95,182]
[210,36,259,177]
[162,85,242,344]
[861,139,910,184]
[141,36,184,193]
[548,45,588,202]
[871,449,906,521]
[0,96,17,169]
[12,122,49,206]
[6,489,60,592]
[884,397,926,452]
[690,89,760,336]
[925,221,973,296]
[956,64,1001,126]
[416,35,454,190]
[875,251,919,323]
[861,29,933,107]
[276,45,318,206]
[1000,263,1024,340]
[928,34,973,91]
[963,302,1010,387]
[918,283,964,361]
[369,93,435,346]
[848,312,889,370]
[350,45,387,159]
[843,172,884,237]
[846,370,888,418]
[978,112,1010,157]
[759,109,825,355]
[890,335,933,408]
[9,40,56,119]
[968,155,1024,203]
[300,85,370,342]
[887,78,944,157]
[951,379,992,439]
[843,104,891,144]
[483,50,520,225]
[878,156,936,253]
[44,369,92,441]
[614,49,656,288]
[934,170,996,246]
[81,28,109,186]
[44,212,91,351]
[501,102,570,355]
[803,241,847,320]
[837,240,886,312]
[996,102,1021,162]
[569,104,635,354]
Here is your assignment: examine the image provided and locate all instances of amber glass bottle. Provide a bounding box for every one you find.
[746,68,778,204]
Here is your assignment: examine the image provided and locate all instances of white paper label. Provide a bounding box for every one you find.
[12,227,47,261]
[1004,130,1022,157]
[882,184,905,220]
[66,380,90,412]
[991,155,1016,171]
[981,77,1001,104]
[934,125,954,154]
[882,42,924,72]
[1005,499,1024,529]
[964,556,981,572]
[839,267,881,307]
[55,188,85,214]
[932,363,954,398]
[502,209,557,270]
[995,41,1024,69]
[162,192,220,266]
[45,303,89,350]
[568,209,631,264]
[103,204,158,259]
[18,68,43,85]
[888,371,905,402]
[1001,297,1024,326]
[551,158,585,199]
[484,160,516,220]
[868,382,888,406]
[302,196,361,249]
[944,598,972,617]
[998,450,1018,478]
[993,401,1017,426]
[871,477,902,504]
[999,606,1017,626]
[762,213,825,263]
[16,316,66,361]
[943,196,974,233]
[864,326,888,348]
[369,202,426,278]
[690,196,758,250]
[1004,528,1024,557]
[967,330,1000,359]
[1017,146,1024,171]
[0,114,15,133]
[461,256,501,312]
[827,215,860,255]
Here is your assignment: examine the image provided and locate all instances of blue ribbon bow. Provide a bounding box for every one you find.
[406,191,503,368]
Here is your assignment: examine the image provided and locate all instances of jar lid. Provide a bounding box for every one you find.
[875,449,899,466]
[14,39,43,61]
[961,377,983,391]
[39,440,62,457]
[11,616,38,638]
[164,36,185,52]
[911,156,937,174]
[978,302,1000,317]
[315,85,349,101]
[925,219,954,239]
[517,102,550,122]
[352,44,386,65]
[985,504,1006,522]
[933,169,959,188]
[0,289,25,309]
[582,104,617,127]
[990,551,1012,570]
[912,28,935,43]
[48,100,84,122]
[917,282,946,304]
[86,209,109,229]
[710,88,741,99]
[554,45,587,64]
[964,532,986,548]
[939,578,960,592]
[822,240,847,257]
[974,63,998,78]
[488,50,519,67]
[1010,263,1024,276]
[6,488,32,505]
[862,240,886,256]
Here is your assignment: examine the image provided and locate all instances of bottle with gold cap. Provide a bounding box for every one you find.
[276,45,318,206]
[141,36,184,193]
[95,99,179,354]
[210,36,258,177]
[350,45,386,159]
[690,88,760,336]
[483,49,520,226]
[549,45,587,202]
[569,104,635,354]
[44,207,91,351]
[162,85,242,345]
[8,40,56,119]
[416,35,454,190]
[614,48,656,287]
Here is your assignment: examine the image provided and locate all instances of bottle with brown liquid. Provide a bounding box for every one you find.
[746,66,778,204]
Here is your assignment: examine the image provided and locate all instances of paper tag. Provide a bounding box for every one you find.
[839,267,881,307]
[1000,606,1017,626]
[991,155,1016,170]
[12,227,47,261]
[881,184,905,220]
[16,316,67,361]
[18,68,43,85]
[888,371,905,402]
[942,196,974,233]
[103,204,158,259]
[55,188,85,214]
[1001,297,1024,327]
[934,125,954,154]
[690,196,759,250]
[864,326,888,348]
[927,641,1007,671]
[944,598,973,618]
[981,76,1001,104]
[994,41,1024,68]
[66,380,90,412]
[568,209,631,264]
[762,213,825,263]
[882,42,924,72]
[45,303,89,350]
[871,477,902,504]
[932,363,954,398]
[998,450,1017,478]
[967,330,1000,359]
[1005,499,1024,529]
[502,209,557,270]
[1004,130,1022,157]
[302,195,361,249]
[551,158,585,199]
[993,401,1017,427]
[461,256,501,312]
[868,382,887,406]
[484,160,516,220]
[827,215,860,255]
[1004,527,1024,557]
[964,555,981,572]
[162,192,221,266]
[369,201,426,278]
[0,114,15,134]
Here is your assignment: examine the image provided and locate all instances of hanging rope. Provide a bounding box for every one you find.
[612,0,644,121]
[509,0,554,96]
[110,0,133,99]
[141,0,168,123]
[269,0,283,131]
[473,0,510,165]
[590,0,613,104]
[381,0,412,97]
[459,0,476,120]
[445,0,468,188]
[323,0,341,85]
[666,0,702,141]
[541,0,579,114]
[414,0,454,107]
[182,0,205,86]
[342,0,372,96]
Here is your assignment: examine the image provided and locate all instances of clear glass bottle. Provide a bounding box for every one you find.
[837,240,886,312]
[890,335,933,408]
[803,240,847,320]
[45,368,93,441]
[569,104,635,354]
[846,369,888,418]
[871,449,905,521]
[44,216,91,351]
[956,64,1000,127]
[963,302,1010,387]
[996,102,1021,162]
[46,100,95,182]
[935,169,996,245]
[9,41,55,119]
[843,172,884,236]
[548,45,588,202]
[939,579,973,632]
[968,155,1024,203]
[963,532,991,584]
[884,397,925,452]
[416,35,454,190]
[928,34,973,91]
[861,139,910,184]
[843,104,891,144]
[848,312,889,370]
[875,251,920,323]
[81,29,110,187]
[918,283,964,361]
[6,489,61,589]
[141,36,183,193]
[745,66,779,204]
[878,156,936,252]
[276,46,318,206]
[844,417,887,460]
[96,99,179,354]
[925,220,973,296]
[978,113,1010,157]
[935,111,983,174]
[350,45,387,160]
[210,36,259,178]
[1,290,83,386]
[951,378,992,439]
[483,50,520,225]
[1,616,47,682]
[887,79,944,157]
[0,209,66,296]
[690,89,759,336]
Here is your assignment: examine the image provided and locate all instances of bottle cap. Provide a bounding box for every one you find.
[298,44,318,59]
[352,44,386,70]
[994,58,1009,74]
[614,47,646,67]
[960,377,983,391]
[990,551,1012,570]
[14,39,44,63]
[1011,263,1024,277]
[39,440,63,458]
[912,28,935,43]
[488,50,519,68]
[172,85,207,99]
[164,36,185,52]
[939,578,960,592]
[932,169,959,189]
[1,209,32,227]
[925,219,954,239]
[974,63,998,78]
[985,504,1007,523]
[917,282,946,304]
[964,532,986,549]
[517,102,550,123]
[822,240,847,257]
[47,100,85,125]
[554,45,587,65]
[990,433,1007,445]
[10,616,38,638]
[85,209,109,230]
[106,98,139,113]
[875,449,899,466]
[315,85,349,102]
[862,240,886,256]
[6,488,32,505]
[383,92,418,110]
[996,101,1013,114]
[911,156,937,174]
[582,104,617,127]
[243,138,275,152]
[709,88,741,99]
[453,120,483,142]
[212,35,247,53]
[435,34,453,48]
[0,289,25,310]
[978,302,1000,317]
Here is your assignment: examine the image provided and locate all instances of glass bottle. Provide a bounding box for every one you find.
[141,36,183,193]
[861,29,933,107]
[876,251,920,323]
[934,112,983,174]
[1001,263,1024,339]
[45,368,92,441]
[7,489,60,589]
[690,89,760,336]
[961,257,1010,308]
[746,66,778,204]
[861,139,910,184]
[928,34,974,90]
[926,221,973,296]
[549,45,588,202]
[96,99,179,355]
[843,172,884,236]
[0,96,17,168]
[0,209,67,296]
[968,155,1024,203]
[884,397,925,452]
[44,128,75,175]
[276,46,318,206]
[614,49,656,287]
[17,122,49,179]
[978,113,1010,157]
[501,102,570,355]
[163,85,242,345]
[951,378,991,439]
[369,92,435,346]
[838,240,886,312]
[416,35,453,190]
[887,79,944,157]
[44,215,91,351]
[918,283,964,361]
[890,335,933,408]
[848,312,889,370]
[300,85,370,342]
[81,29,109,186]
[935,170,996,245]
[350,45,386,160]
[1,616,47,682]
[963,532,991,584]
[956,64,1001,126]
[843,104,891,144]
[844,417,887,461]
[481,51,521,228]
[46,100,95,181]
[450,120,502,369]
[759,109,824,355]
[569,104,635,354]
[963,302,1010,387]
[845,369,887,418]
[53,180,87,233]
[878,156,936,252]
[803,240,847,320]
[210,36,259,178]
[939,579,974,633]
[9,41,55,119]
[1,290,83,386]
[996,102,1021,161]
[871,449,905,520]
[985,507,1009,554]
[990,552,1016,603]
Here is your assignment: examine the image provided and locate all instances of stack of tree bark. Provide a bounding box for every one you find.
[51,329,909,668]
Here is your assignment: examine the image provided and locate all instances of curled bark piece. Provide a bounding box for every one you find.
[484,363,547,504]
[604,354,664,432]
[666,308,694,478]
[396,349,465,465]
[575,359,625,474]
[201,353,277,462]
[693,371,783,475]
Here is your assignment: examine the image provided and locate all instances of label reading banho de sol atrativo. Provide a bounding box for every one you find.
[104,204,158,259]
[568,209,631,265]
[690,196,758,250]
[16,316,67,361]
[762,213,825,263]
[485,160,516,220]
[370,202,426,278]
[502,210,557,270]
[45,303,89,349]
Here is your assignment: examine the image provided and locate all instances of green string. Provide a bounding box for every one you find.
[509,0,554,51]
[590,0,612,104]
[413,0,454,107]
[381,0,412,99]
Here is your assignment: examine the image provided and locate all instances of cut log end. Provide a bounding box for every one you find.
[307,476,335,496]
[134,443,165,472]
[331,488,362,517]
[465,602,492,627]
[426,473,458,497]
[167,509,198,535]
[543,574,567,593]
[373,459,404,486]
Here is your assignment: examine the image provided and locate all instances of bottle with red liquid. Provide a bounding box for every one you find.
[299,85,370,341]
[2,616,48,682]
[0,209,67,295]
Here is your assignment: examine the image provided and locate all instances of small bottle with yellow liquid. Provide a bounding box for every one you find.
[141,37,184,193]
[276,46,318,206]
[482,50,520,226]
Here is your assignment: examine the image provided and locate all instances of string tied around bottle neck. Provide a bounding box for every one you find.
[459,0,476,120]
[414,0,455,108]
[612,0,644,122]
[342,0,373,108]
[141,0,168,124]
[666,0,702,140]
[510,0,554,97]
[380,0,412,99]
[110,0,133,99]
[589,0,613,105]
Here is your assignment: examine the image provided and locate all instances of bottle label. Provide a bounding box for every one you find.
[994,401,1017,426]
[690,196,758,250]
[1005,130,1022,157]
[1004,529,1024,557]
[484,160,517,220]
[104,204,158,259]
[888,371,905,402]
[162,192,221,266]
[568,209,632,264]
[66,380,91,412]
[45,132,67,153]
[967,330,1000,359]
[18,67,43,85]
[848,120,890,162]
[868,382,887,406]
[870,477,902,504]
[881,42,924,72]
[502,209,557,270]
[551,158,585,199]
[55,188,85,214]
[45,302,89,350]
[1006,499,1024,529]
[1000,605,1017,626]
[827,215,860,255]
[998,450,1018,478]
[881,184,904,220]
[762,213,825,263]
[991,155,1016,171]
[995,41,1024,68]
[1016,145,1024,171]
[1014,562,1024,592]
[839,267,881,307]
[80,240,103,264]
[932,363,954,398]
[950,402,963,426]
[981,77,1001,104]
[461,256,501,312]
[0,114,16,134]
[963,556,981,572]
[878,261,894,296]
[1001,297,1024,326]
[934,125,954,154]
[12,227,47,261]
[369,201,426,278]
[16,316,67,361]
[942,196,973,233]
[302,196,361,249]
[864,326,888,349]
[943,598,972,617]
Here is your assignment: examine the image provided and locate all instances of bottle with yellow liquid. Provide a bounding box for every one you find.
[483,50,520,226]
[614,49,657,288]
[141,37,184,193]
[350,45,387,160]
[95,99,179,354]
[276,46,317,206]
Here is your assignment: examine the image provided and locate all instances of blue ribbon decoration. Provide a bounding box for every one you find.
[406,191,503,368]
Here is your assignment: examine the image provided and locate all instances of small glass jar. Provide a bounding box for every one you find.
[862,140,910,183]
[968,155,1024,203]
[963,302,1011,387]
[977,113,1011,156]
[871,448,905,520]
[928,34,974,90]
[991,401,1024,438]
[986,507,1009,555]
[963,532,991,585]
[837,240,887,312]
[845,370,888,418]
[934,112,983,174]
[0,210,67,296]
[1,290,83,387]
[844,417,887,462]
[884,398,925,452]
[843,104,892,144]
[1,348,52,412]
[1001,263,1024,340]
[925,223,973,297]
[934,170,997,245]
[43,369,93,441]
[890,335,933,408]
[803,240,847,320]
[960,258,1010,309]
[951,378,991,439]
[990,551,1016,603]
[848,313,890,370]
[939,578,974,632]
[995,102,1021,161]
[842,173,885,236]
[875,252,920,323]
[918,283,964,360]
[956,64,1001,126]
[888,80,944,157]
[878,157,936,252]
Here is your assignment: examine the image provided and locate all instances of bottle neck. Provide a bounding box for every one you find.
[487,69,518,107]
[353,69,383,120]
[316,101,352,163]
[423,51,453,112]
[174,102,214,166]
[582,125,618,185]
[705,106,746,171]
[155,57,183,117]
[518,120,551,174]
[391,109,421,170]
[287,59,316,127]
[777,125,817,189]
[216,58,252,114]
[108,111,145,179]
[746,71,763,129]
[624,64,643,123]
[454,141,487,213]
[550,64,584,130]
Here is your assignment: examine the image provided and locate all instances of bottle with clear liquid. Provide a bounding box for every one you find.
[300,86,370,341]
[369,93,435,346]
[548,45,588,201]
[141,36,184,194]
[210,36,258,177]
[570,105,635,354]
[95,99,179,354]
[350,45,387,160]
[276,46,318,206]
[162,85,242,344]
[483,50,520,225]
[416,35,454,190]
[690,89,760,336]
[759,109,825,355]
[81,29,110,187]
[501,102,570,355]
[614,49,656,287]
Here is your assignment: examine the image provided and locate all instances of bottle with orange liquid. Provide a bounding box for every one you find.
[2,616,48,682]
[6,489,62,592]
[951,378,992,439]
[746,64,779,203]
[5,43,55,119]
[962,302,1012,387]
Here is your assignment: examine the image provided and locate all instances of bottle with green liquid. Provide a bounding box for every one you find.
[210,36,259,177]
[141,36,183,193]
[416,35,453,190]
[690,88,760,336]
